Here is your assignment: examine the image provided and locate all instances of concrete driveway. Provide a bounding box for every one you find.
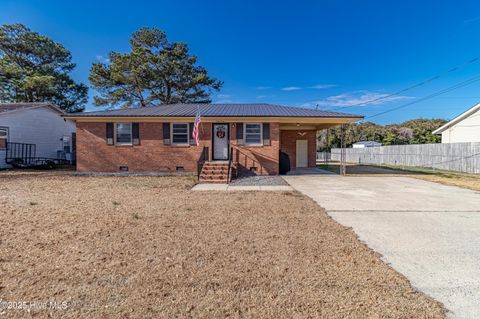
[283,174,480,319]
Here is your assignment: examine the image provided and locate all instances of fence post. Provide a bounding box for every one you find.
[325,128,330,166]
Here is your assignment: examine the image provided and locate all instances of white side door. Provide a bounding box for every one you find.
[296,140,308,167]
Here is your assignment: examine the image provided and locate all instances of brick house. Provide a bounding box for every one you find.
[64,104,361,182]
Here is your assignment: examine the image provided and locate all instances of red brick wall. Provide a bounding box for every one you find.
[76,122,212,172]
[280,130,317,168]
[76,121,281,174]
[230,123,280,175]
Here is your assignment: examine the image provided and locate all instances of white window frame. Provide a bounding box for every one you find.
[0,127,8,150]
[171,123,190,145]
[244,123,263,146]
[115,123,133,145]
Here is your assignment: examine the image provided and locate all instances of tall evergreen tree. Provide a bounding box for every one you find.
[89,27,223,109]
[0,24,87,112]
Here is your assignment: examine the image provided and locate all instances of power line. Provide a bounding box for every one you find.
[363,75,480,120]
[333,56,480,110]
[433,96,480,99]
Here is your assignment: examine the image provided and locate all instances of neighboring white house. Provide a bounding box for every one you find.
[0,103,76,169]
[433,103,480,143]
[352,141,382,148]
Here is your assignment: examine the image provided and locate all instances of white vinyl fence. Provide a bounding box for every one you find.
[329,142,480,174]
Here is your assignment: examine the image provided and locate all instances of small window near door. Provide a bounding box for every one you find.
[116,123,132,145]
[172,123,189,145]
[0,127,8,149]
[244,123,262,145]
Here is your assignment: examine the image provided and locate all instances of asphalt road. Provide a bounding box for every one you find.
[283,174,480,319]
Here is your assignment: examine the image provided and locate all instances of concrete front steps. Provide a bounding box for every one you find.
[199,161,230,183]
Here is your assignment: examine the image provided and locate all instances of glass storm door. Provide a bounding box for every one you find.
[213,124,229,160]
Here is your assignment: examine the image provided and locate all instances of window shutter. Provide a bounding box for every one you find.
[236,122,244,145]
[106,123,114,145]
[132,123,140,145]
[189,122,195,145]
[163,123,171,145]
[263,123,270,146]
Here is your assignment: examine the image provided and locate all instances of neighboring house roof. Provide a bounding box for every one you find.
[352,141,382,147]
[0,103,65,115]
[433,103,480,134]
[65,103,363,118]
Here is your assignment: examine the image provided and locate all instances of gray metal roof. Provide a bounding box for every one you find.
[68,103,363,118]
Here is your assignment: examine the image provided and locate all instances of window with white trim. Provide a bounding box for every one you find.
[244,123,262,145]
[172,123,189,145]
[115,123,132,145]
[0,127,7,150]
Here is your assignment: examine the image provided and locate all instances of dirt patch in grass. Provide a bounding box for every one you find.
[413,174,480,192]
[0,172,445,318]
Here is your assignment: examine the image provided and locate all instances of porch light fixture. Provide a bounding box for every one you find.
[296,123,300,127]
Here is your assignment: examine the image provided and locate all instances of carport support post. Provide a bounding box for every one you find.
[340,124,347,176]
[325,128,330,166]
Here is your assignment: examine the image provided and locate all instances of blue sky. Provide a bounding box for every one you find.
[2,0,480,124]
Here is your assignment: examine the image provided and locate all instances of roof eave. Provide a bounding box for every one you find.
[0,103,65,116]
[433,102,480,134]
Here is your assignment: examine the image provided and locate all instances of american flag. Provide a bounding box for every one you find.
[192,107,201,146]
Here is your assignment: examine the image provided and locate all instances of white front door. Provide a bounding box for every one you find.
[296,140,308,167]
[213,124,229,160]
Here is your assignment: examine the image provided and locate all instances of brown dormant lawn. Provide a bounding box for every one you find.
[0,172,445,318]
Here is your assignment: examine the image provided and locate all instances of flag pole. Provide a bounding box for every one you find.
[199,106,204,135]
